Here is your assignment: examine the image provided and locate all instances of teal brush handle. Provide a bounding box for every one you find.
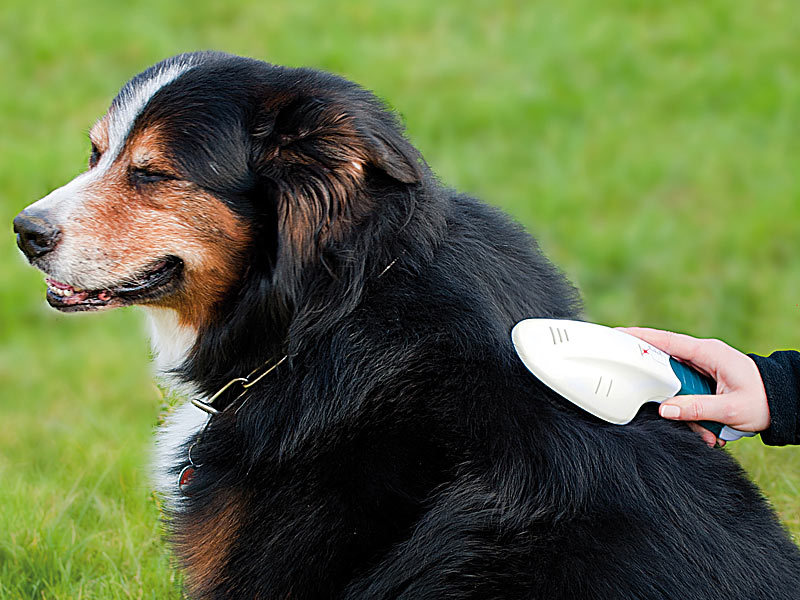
[668,358,755,442]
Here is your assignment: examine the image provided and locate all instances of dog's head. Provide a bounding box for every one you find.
[13,52,423,330]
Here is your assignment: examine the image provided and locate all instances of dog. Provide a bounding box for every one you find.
[14,51,800,599]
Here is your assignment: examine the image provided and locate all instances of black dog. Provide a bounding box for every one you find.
[14,52,800,598]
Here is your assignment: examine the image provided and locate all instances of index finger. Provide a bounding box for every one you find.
[616,327,703,364]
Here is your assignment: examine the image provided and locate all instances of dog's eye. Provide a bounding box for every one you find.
[130,167,176,186]
[89,144,101,169]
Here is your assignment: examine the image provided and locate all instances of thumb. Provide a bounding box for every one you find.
[658,394,727,423]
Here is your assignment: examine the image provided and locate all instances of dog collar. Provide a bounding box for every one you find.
[179,354,287,496]
[190,354,288,416]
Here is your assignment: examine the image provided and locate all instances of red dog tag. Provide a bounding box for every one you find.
[178,465,196,495]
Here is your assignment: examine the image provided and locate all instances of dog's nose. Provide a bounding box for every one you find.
[13,211,61,260]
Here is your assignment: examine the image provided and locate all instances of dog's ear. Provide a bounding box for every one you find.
[250,92,423,297]
[252,94,422,186]
[354,117,422,184]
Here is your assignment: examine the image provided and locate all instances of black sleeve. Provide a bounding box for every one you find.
[748,351,800,446]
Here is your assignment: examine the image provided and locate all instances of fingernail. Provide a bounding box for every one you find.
[660,405,680,419]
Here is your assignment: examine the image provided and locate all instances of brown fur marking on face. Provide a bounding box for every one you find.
[175,492,243,597]
[67,126,251,329]
[128,127,183,179]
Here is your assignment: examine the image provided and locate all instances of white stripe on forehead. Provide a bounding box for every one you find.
[27,58,203,232]
[104,58,199,164]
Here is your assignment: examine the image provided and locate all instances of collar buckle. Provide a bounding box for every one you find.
[190,354,288,416]
[190,377,248,415]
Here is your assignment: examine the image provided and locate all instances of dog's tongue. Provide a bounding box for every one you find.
[63,291,91,305]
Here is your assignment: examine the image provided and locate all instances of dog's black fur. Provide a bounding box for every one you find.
[42,53,800,598]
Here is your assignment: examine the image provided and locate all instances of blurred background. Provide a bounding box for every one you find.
[1,0,798,597]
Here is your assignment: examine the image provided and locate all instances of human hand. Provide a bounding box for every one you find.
[618,327,770,447]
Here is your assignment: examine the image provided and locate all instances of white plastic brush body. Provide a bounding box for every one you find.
[511,319,755,442]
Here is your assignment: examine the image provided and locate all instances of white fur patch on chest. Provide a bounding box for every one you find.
[145,307,205,508]
[153,399,209,508]
[146,307,197,376]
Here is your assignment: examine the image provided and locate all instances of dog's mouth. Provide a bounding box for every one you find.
[45,256,183,312]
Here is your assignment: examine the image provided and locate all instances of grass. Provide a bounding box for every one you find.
[1,1,798,597]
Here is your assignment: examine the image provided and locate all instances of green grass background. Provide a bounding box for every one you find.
[1,1,798,597]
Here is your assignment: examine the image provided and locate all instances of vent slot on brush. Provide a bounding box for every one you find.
[549,326,570,345]
[595,375,613,397]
